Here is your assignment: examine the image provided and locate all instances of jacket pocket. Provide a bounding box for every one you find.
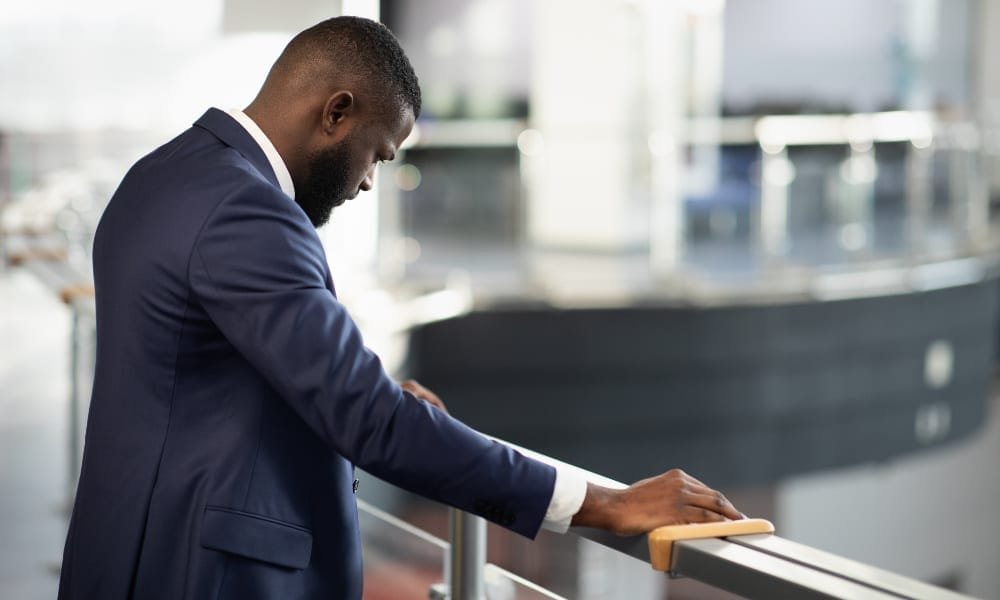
[200,505,313,570]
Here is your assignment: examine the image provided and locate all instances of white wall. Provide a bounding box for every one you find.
[0,0,292,133]
[722,0,973,113]
[778,393,1000,597]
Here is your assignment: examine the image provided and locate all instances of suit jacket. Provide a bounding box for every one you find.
[58,108,556,600]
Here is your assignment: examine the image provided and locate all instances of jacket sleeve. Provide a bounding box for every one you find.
[188,185,556,538]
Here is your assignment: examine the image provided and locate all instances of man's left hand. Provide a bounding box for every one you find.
[399,379,449,414]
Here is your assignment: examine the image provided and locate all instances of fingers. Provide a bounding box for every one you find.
[676,470,710,490]
[400,379,449,414]
[669,469,743,521]
[682,505,729,524]
[683,491,743,521]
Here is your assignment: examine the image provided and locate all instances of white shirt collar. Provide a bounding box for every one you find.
[226,108,296,199]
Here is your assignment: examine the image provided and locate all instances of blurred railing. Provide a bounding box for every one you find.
[380,112,1000,308]
[3,228,95,503]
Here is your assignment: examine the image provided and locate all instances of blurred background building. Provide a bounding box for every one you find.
[2,0,999,598]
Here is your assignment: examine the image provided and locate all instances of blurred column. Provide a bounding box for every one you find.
[947,122,989,251]
[898,0,939,111]
[898,0,938,260]
[758,145,794,262]
[656,0,726,274]
[905,141,933,259]
[834,118,878,257]
[523,0,683,258]
[975,0,1000,218]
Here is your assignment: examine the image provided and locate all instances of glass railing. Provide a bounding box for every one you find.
[357,499,449,599]
[481,564,569,600]
[377,113,1000,308]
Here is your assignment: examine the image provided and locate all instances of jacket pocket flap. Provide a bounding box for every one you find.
[200,506,312,570]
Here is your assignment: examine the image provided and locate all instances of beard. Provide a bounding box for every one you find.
[295,140,355,228]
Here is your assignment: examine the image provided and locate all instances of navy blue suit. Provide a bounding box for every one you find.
[58,108,556,600]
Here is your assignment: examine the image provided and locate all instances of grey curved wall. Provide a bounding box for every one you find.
[408,278,998,485]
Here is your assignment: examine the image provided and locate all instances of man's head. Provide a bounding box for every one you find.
[246,16,421,227]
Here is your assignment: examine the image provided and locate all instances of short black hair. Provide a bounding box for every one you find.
[287,16,421,118]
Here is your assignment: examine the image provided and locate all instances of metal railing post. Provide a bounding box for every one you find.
[905,141,933,261]
[448,509,486,600]
[757,143,794,266]
[68,305,82,504]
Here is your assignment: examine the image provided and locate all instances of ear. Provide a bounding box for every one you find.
[322,91,355,133]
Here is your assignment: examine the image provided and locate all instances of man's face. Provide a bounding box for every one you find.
[296,105,415,228]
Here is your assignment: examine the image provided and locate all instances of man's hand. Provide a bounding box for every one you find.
[571,469,742,536]
[399,379,449,414]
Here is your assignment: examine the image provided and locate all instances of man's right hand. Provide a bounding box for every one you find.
[570,469,743,536]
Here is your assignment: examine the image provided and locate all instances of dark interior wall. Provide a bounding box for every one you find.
[407,278,998,485]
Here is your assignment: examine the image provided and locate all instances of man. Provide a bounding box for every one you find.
[59,16,741,600]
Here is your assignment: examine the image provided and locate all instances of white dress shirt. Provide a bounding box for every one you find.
[225,109,589,533]
[227,109,296,199]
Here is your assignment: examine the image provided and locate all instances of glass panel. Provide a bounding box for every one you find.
[574,535,748,600]
[357,499,447,600]
[681,140,758,277]
[575,536,666,600]
[484,563,568,600]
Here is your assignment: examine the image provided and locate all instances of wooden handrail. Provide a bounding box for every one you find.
[647,518,775,571]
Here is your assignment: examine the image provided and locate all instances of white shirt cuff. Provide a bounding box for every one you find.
[540,465,588,533]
